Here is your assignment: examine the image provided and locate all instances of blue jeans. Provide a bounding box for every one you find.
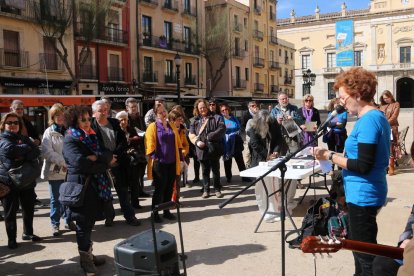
[49,180,69,226]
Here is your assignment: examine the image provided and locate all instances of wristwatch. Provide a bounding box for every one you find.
[328,152,335,161]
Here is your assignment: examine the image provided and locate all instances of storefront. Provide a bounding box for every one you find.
[0,77,72,95]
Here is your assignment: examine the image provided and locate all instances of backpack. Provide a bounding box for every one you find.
[287,197,348,249]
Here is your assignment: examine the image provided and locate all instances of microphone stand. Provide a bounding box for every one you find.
[219,127,329,276]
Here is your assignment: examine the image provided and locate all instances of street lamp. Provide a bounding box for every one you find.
[174,53,182,105]
[302,68,316,95]
[132,78,138,94]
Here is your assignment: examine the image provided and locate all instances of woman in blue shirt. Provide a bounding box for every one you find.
[312,67,390,276]
[220,103,248,183]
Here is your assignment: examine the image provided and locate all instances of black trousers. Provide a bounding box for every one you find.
[348,203,381,276]
[112,166,135,220]
[152,161,176,214]
[1,186,36,241]
[223,150,246,181]
[372,255,400,276]
[200,158,221,192]
[192,155,200,180]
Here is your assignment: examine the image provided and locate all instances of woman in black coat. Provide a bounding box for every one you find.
[298,94,321,146]
[63,105,115,274]
[0,112,41,249]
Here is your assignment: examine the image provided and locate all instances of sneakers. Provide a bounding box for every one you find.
[126,217,141,226]
[64,221,77,231]
[163,212,176,221]
[215,191,223,198]
[202,192,209,198]
[22,234,42,242]
[52,225,60,236]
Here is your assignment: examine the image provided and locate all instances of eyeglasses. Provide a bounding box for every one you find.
[5,121,19,126]
[249,105,257,108]
[221,108,229,112]
[80,117,92,123]
[341,95,351,105]
[305,99,313,102]
[209,103,216,106]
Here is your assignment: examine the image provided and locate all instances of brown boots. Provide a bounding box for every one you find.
[388,157,395,176]
[79,244,105,275]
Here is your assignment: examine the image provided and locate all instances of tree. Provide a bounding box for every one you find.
[204,6,233,98]
[31,0,113,94]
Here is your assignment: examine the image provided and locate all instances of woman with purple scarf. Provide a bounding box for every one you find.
[298,94,321,146]
[63,105,116,275]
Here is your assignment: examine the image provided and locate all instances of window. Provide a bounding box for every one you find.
[43,37,57,70]
[302,54,310,69]
[279,49,281,56]
[291,52,293,59]
[185,63,193,84]
[107,10,120,42]
[164,21,172,46]
[244,40,248,51]
[244,18,247,28]
[143,56,155,82]
[270,27,274,37]
[108,54,121,81]
[184,27,191,50]
[285,50,288,64]
[165,60,173,78]
[234,14,238,25]
[3,30,20,67]
[327,53,336,68]
[354,50,363,66]
[302,84,310,96]
[400,46,411,63]
[184,0,190,12]
[328,82,336,99]
[245,68,249,81]
[235,66,241,86]
[79,49,94,79]
[270,50,274,61]
[142,15,152,45]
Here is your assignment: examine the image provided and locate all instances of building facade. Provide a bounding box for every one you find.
[277,0,414,108]
[205,0,295,98]
[0,0,74,95]
[76,0,132,95]
[137,0,206,101]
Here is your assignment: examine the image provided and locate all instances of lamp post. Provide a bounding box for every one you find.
[174,53,182,105]
[132,78,138,95]
[302,68,316,95]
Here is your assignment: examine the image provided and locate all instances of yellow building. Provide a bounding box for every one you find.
[137,0,206,101]
[277,0,414,108]
[0,0,74,95]
[205,0,295,98]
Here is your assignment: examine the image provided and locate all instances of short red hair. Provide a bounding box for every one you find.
[333,67,377,102]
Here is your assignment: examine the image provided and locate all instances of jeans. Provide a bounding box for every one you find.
[348,203,381,276]
[200,158,221,192]
[372,255,400,276]
[49,180,69,226]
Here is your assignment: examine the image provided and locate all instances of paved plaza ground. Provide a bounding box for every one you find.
[0,111,413,276]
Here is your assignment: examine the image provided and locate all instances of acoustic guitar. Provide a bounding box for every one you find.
[301,236,404,260]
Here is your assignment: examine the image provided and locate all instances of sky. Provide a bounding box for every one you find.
[236,0,371,19]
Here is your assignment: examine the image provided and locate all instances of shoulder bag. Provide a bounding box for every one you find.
[7,159,41,191]
[59,176,91,208]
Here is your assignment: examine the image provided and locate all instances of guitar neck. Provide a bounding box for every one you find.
[342,240,404,260]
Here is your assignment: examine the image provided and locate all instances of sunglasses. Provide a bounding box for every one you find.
[305,99,313,102]
[209,103,216,106]
[5,121,19,126]
[249,105,257,108]
[80,117,92,123]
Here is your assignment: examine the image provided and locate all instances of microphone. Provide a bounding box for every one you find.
[317,105,346,132]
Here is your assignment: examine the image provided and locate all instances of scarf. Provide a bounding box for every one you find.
[302,108,314,145]
[51,123,66,135]
[67,127,112,200]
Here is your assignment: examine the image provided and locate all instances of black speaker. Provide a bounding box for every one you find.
[114,229,180,276]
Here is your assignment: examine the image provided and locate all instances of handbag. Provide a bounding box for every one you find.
[8,159,41,191]
[59,176,90,208]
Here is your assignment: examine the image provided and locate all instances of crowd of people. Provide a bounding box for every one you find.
[0,66,410,275]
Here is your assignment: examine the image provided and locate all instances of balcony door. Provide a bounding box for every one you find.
[3,30,20,67]
[43,37,57,70]
[109,54,120,81]
[108,10,120,42]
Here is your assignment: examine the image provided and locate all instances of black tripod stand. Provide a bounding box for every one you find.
[219,129,327,276]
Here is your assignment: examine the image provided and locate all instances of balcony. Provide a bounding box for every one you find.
[184,75,197,86]
[284,77,292,85]
[75,23,128,44]
[142,71,158,83]
[270,85,279,93]
[232,79,246,89]
[182,5,196,17]
[269,35,278,44]
[254,83,264,92]
[269,61,280,70]
[322,67,342,75]
[108,67,124,81]
[253,57,265,68]
[164,74,176,84]
[253,30,263,41]
[233,49,246,59]
[0,0,35,20]
[162,0,178,12]
[79,65,97,79]
[0,48,29,68]
[254,6,262,15]
[233,23,242,33]
[140,0,158,7]
[39,53,65,71]
[140,34,199,54]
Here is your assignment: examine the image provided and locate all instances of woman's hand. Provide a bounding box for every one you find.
[109,155,118,166]
[300,124,306,130]
[310,147,330,160]
[266,152,279,161]
[87,155,97,162]
[196,141,205,148]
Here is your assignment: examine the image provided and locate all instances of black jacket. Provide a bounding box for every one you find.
[241,110,253,131]
[247,119,285,167]
[297,107,321,128]
[0,131,40,185]
[90,117,129,166]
